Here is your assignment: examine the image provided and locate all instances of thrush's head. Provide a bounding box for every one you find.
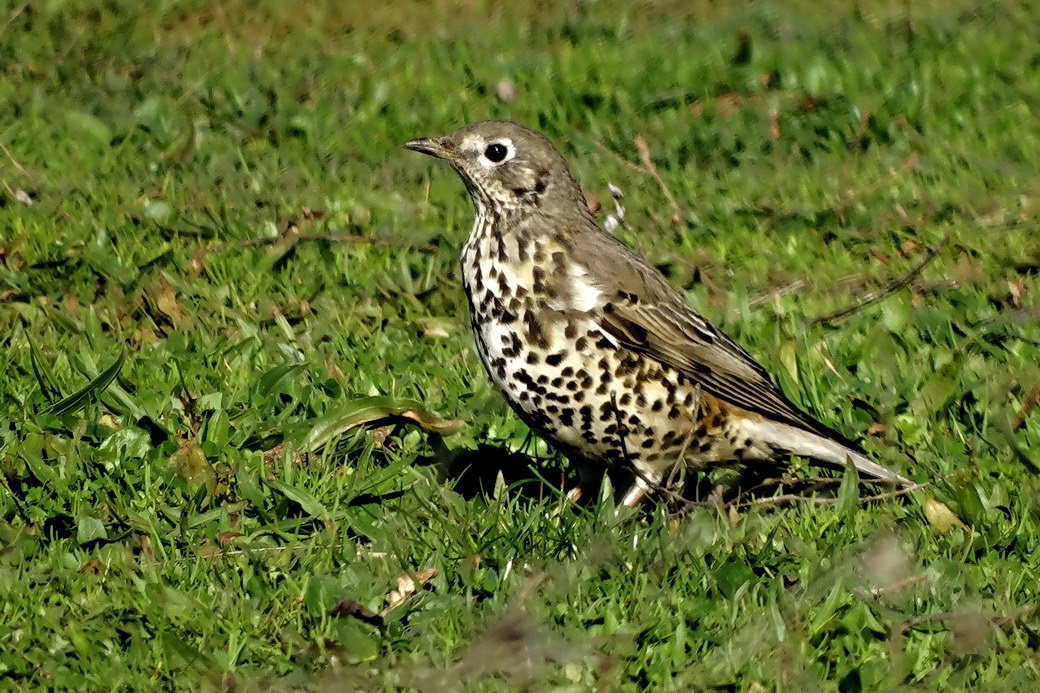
[405,120,587,217]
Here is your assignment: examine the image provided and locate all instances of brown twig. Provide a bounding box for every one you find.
[0,140,30,178]
[889,605,1034,648]
[634,136,683,223]
[591,139,647,173]
[1012,379,1040,430]
[811,242,944,325]
[734,482,926,509]
[840,153,919,204]
[748,279,808,308]
[867,573,927,598]
[0,2,27,40]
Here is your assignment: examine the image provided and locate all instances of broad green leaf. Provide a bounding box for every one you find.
[76,515,108,544]
[265,477,331,523]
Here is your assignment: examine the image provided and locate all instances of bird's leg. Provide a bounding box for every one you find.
[563,483,586,504]
[607,390,665,508]
[550,457,598,516]
[620,468,664,507]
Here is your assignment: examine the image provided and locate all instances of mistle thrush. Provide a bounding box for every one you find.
[406,120,912,505]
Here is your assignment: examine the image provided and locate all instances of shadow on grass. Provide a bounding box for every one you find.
[415,439,913,513]
[413,444,578,502]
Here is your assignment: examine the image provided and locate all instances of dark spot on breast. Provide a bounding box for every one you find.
[532,267,546,291]
[502,335,521,358]
[524,312,549,349]
[545,352,565,366]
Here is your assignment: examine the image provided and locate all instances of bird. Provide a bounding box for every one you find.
[405,120,913,506]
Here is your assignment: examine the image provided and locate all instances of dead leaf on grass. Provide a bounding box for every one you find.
[384,568,438,611]
[923,496,968,533]
[261,396,463,462]
[866,422,887,435]
[151,279,183,326]
[171,441,216,494]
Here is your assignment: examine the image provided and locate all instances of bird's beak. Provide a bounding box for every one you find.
[403,136,457,160]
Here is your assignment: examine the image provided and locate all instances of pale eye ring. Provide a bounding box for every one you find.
[483,143,508,163]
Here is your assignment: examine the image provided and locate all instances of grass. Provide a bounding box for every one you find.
[1,0,1039,689]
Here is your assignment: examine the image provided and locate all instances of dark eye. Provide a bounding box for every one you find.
[484,143,508,162]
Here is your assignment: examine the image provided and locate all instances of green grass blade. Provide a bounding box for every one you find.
[42,350,126,418]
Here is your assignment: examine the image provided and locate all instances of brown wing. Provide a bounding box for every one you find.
[581,234,863,450]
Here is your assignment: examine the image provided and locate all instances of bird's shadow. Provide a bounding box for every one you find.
[414,441,902,510]
[413,444,575,503]
[413,442,775,507]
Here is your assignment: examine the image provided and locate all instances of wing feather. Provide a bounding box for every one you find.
[577,232,863,450]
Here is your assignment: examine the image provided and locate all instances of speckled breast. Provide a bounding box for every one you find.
[458,219,745,475]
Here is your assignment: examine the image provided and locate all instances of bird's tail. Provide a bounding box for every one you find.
[749,420,914,488]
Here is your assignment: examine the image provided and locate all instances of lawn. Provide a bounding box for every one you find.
[2,0,1039,689]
